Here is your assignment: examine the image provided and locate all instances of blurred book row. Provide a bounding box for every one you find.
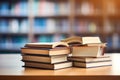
[0,34,120,51]
[75,0,118,15]
[74,20,100,33]
[0,0,119,16]
[0,18,70,33]
[34,18,69,33]
[0,34,66,51]
[1,19,120,34]
[0,19,29,33]
[0,0,70,16]
[0,36,28,50]
[0,0,28,16]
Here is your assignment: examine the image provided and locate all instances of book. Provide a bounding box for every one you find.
[32,0,39,15]
[22,54,68,64]
[0,2,9,15]
[72,46,104,57]
[25,42,69,48]
[23,61,72,70]
[9,19,19,33]
[112,33,119,49]
[21,42,70,56]
[106,36,113,49]
[46,19,56,33]
[73,60,112,68]
[21,47,70,56]
[19,19,28,33]
[0,19,9,33]
[68,56,111,63]
[61,36,102,45]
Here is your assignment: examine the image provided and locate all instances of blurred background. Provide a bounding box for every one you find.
[0,0,120,53]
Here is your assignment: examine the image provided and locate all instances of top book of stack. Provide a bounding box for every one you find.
[21,42,70,56]
[61,36,106,47]
[25,42,69,48]
[61,36,106,57]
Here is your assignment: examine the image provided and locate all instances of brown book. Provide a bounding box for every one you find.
[23,61,72,70]
[72,46,104,57]
[73,60,112,68]
[68,56,111,63]
[25,42,69,48]
[21,47,70,56]
[21,42,70,56]
[61,36,102,45]
[22,54,68,64]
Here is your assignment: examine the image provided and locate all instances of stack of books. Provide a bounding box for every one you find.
[61,36,112,68]
[21,42,72,70]
[21,36,112,69]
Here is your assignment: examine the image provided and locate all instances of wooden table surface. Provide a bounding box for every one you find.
[0,53,120,80]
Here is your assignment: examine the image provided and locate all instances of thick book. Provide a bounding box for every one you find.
[22,54,68,64]
[68,56,111,63]
[23,61,72,70]
[73,60,112,68]
[21,42,70,56]
[25,42,69,48]
[72,46,104,57]
[61,36,102,45]
[21,47,70,56]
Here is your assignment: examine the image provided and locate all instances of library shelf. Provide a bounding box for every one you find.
[34,15,69,18]
[0,15,28,18]
[0,49,20,53]
[0,0,120,53]
[74,33,101,36]
[0,33,28,36]
[75,15,103,19]
[34,33,69,35]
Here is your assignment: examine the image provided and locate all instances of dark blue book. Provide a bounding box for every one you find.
[12,36,28,50]
[0,36,7,49]
[106,36,112,49]
[34,18,47,33]
[0,19,9,33]
[0,2,9,15]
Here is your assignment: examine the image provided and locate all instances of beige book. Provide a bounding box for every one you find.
[25,42,69,48]
[61,36,102,45]
[23,61,72,70]
[68,56,111,62]
[21,47,70,56]
[22,55,67,64]
[73,61,112,68]
[72,46,104,57]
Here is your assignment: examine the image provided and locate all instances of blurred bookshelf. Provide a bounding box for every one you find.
[0,0,120,53]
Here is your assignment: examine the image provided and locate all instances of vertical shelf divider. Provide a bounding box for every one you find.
[28,0,34,42]
[69,0,75,36]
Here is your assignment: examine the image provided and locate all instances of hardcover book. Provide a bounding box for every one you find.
[22,54,68,64]
[68,56,111,63]
[73,60,112,68]
[21,42,70,56]
[23,61,72,70]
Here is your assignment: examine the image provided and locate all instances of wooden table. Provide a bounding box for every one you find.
[0,53,120,80]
